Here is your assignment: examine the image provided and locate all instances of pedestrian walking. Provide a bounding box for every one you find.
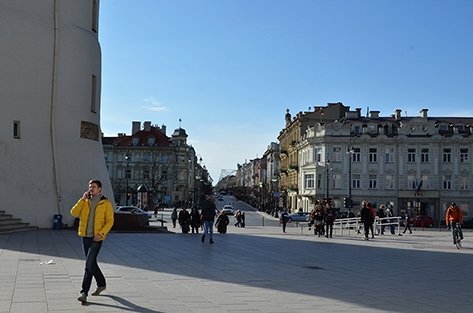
[360,200,374,240]
[402,209,412,234]
[171,208,178,228]
[178,208,191,233]
[215,210,230,234]
[70,179,114,303]
[190,207,201,234]
[368,202,376,239]
[313,202,324,237]
[234,210,243,227]
[200,195,217,244]
[324,206,336,238]
[280,208,289,233]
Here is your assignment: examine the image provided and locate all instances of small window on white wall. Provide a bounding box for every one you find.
[91,75,97,113]
[13,121,21,139]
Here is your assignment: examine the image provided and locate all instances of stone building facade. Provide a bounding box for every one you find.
[293,106,473,225]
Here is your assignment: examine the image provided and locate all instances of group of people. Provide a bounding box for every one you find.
[308,200,336,238]
[69,178,466,305]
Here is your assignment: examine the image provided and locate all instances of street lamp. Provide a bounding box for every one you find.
[326,159,331,200]
[125,154,130,205]
[346,147,354,210]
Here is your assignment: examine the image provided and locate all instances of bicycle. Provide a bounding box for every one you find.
[451,222,464,249]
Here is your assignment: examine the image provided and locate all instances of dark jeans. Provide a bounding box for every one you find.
[81,237,105,295]
[325,223,333,238]
[364,223,372,239]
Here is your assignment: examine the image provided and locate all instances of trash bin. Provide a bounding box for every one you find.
[53,214,62,229]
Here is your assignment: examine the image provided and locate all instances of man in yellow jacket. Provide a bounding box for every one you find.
[70,179,114,303]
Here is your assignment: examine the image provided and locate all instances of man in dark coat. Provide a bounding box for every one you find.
[200,196,217,243]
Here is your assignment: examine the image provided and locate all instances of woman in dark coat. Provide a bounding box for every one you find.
[215,210,230,234]
[190,207,201,234]
[360,200,374,240]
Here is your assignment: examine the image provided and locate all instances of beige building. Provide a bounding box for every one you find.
[292,106,473,225]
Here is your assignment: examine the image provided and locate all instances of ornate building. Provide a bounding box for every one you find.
[290,105,473,226]
[102,121,210,208]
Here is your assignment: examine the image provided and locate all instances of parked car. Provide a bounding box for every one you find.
[116,206,152,219]
[288,212,310,222]
[221,205,234,215]
[409,215,434,227]
[462,218,473,229]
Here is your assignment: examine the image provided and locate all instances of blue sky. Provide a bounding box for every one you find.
[99,0,473,183]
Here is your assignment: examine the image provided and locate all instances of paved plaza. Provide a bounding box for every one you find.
[0,221,472,313]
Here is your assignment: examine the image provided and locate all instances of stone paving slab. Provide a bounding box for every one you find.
[0,225,472,313]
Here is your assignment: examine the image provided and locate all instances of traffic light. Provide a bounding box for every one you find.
[343,197,352,208]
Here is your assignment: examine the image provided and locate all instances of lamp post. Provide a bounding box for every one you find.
[346,147,354,210]
[326,159,331,200]
[125,154,130,205]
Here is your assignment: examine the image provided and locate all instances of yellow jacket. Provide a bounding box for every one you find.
[70,196,114,240]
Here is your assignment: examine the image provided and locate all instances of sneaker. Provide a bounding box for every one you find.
[201,235,205,243]
[77,293,87,303]
[210,239,214,244]
[91,286,106,296]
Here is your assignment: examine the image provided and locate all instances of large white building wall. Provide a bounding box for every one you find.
[0,0,113,228]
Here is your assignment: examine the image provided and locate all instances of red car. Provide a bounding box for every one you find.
[409,215,434,227]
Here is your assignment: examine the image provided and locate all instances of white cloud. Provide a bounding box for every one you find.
[142,97,168,112]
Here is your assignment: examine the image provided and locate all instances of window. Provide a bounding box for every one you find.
[352,148,361,162]
[304,174,314,188]
[407,175,416,189]
[385,175,394,189]
[421,148,429,163]
[385,147,394,163]
[333,173,341,188]
[369,148,377,163]
[316,174,322,189]
[124,168,131,179]
[460,148,469,163]
[332,147,342,162]
[353,125,361,135]
[143,153,151,162]
[13,121,21,139]
[443,148,451,163]
[92,0,99,32]
[460,176,469,190]
[314,147,322,163]
[443,175,452,190]
[369,175,377,189]
[148,137,155,146]
[352,174,361,189]
[91,75,97,113]
[132,137,139,146]
[143,168,150,179]
[407,148,416,163]
[421,175,429,190]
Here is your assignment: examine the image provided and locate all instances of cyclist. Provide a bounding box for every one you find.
[446,202,464,244]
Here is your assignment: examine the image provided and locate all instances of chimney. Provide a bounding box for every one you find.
[370,111,380,119]
[395,109,402,121]
[420,109,428,118]
[161,124,166,135]
[355,108,362,118]
[132,121,141,134]
[144,121,151,131]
